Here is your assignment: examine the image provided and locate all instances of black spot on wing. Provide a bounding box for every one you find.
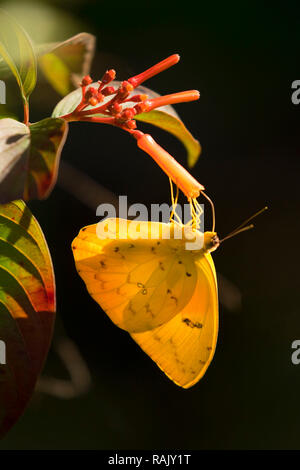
[182,318,203,329]
[145,303,155,318]
[166,289,178,305]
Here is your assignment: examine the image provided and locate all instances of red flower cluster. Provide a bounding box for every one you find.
[61,54,203,199]
[63,54,199,133]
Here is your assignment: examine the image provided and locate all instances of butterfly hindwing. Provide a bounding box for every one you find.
[131,252,218,388]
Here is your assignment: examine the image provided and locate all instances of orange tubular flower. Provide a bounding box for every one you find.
[133,132,204,199]
[61,54,203,197]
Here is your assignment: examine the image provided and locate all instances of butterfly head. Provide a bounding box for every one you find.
[204,232,220,253]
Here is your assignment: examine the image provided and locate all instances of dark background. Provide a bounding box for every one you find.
[0,0,300,450]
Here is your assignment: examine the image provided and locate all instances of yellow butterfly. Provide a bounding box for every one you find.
[71,179,264,388]
[71,182,224,388]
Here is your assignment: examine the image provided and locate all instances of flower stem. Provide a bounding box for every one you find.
[23,102,29,126]
[79,116,116,124]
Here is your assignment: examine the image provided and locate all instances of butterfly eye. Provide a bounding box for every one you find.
[204,233,220,253]
[210,235,220,252]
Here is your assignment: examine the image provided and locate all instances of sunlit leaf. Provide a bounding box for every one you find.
[52,81,201,166]
[51,84,89,118]
[0,118,30,203]
[0,200,55,437]
[0,118,68,203]
[37,33,96,96]
[0,9,37,103]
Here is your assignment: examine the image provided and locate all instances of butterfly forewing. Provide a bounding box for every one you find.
[72,219,198,333]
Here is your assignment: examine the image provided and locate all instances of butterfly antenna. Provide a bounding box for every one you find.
[219,206,268,243]
[202,191,215,232]
[220,224,254,242]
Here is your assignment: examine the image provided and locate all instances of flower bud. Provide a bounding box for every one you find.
[121,108,136,120]
[89,97,98,106]
[101,69,116,84]
[102,86,115,96]
[134,101,150,114]
[125,120,137,130]
[110,103,122,114]
[81,75,93,86]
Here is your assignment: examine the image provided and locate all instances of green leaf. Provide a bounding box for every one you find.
[25,118,68,200]
[51,85,87,117]
[0,200,55,437]
[37,33,96,96]
[52,81,109,119]
[0,57,10,79]
[52,81,201,167]
[133,85,201,168]
[0,117,68,203]
[136,110,201,168]
[0,107,18,120]
[0,9,37,103]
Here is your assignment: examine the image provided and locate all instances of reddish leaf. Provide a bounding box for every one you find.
[25,118,69,200]
[0,200,55,436]
[0,117,68,203]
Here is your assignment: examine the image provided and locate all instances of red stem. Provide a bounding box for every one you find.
[75,104,112,117]
[79,116,116,124]
[23,102,29,126]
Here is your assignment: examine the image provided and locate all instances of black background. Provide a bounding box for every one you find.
[0,0,300,450]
